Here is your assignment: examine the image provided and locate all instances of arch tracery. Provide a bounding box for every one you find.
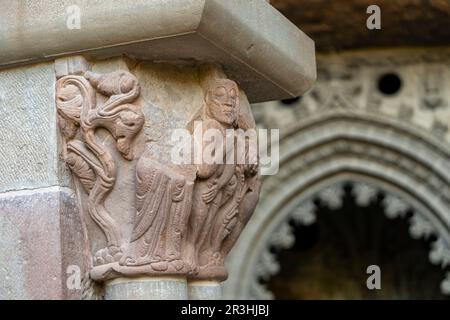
[224,112,450,299]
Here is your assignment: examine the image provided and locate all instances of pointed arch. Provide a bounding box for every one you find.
[224,112,450,299]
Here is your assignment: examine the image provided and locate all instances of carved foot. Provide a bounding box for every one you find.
[186,259,199,276]
[184,244,199,275]
[149,261,168,272]
[209,252,223,266]
[146,259,185,272]
[191,265,228,282]
[169,259,185,271]
[94,245,124,265]
[187,252,227,281]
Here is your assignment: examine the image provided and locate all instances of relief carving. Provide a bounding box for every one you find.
[57,70,144,265]
[117,158,194,276]
[56,65,260,284]
[185,79,261,281]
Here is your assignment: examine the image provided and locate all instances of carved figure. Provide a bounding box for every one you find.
[185,79,261,280]
[119,156,193,274]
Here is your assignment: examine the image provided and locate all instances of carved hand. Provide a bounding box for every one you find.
[202,182,219,203]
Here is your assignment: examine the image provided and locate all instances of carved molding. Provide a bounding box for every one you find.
[56,59,261,289]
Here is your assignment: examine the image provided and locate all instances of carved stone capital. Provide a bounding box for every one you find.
[56,57,261,291]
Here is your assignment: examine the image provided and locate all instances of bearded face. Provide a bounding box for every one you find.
[206,79,239,126]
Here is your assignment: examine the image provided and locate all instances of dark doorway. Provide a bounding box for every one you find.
[265,185,449,299]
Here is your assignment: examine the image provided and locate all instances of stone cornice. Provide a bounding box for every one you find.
[0,0,316,102]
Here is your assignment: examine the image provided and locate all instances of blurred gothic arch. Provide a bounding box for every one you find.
[223,49,450,299]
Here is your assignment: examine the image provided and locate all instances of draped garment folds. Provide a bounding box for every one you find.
[121,156,193,272]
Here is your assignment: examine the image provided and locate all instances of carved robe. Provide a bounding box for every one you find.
[121,156,193,272]
[188,81,261,280]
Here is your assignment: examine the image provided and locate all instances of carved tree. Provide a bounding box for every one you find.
[56,70,144,265]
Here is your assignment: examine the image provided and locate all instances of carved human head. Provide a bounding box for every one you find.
[205,79,239,127]
[114,106,145,160]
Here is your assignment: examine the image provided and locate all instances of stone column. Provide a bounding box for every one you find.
[105,277,188,300]
[188,281,222,300]
[0,0,315,300]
